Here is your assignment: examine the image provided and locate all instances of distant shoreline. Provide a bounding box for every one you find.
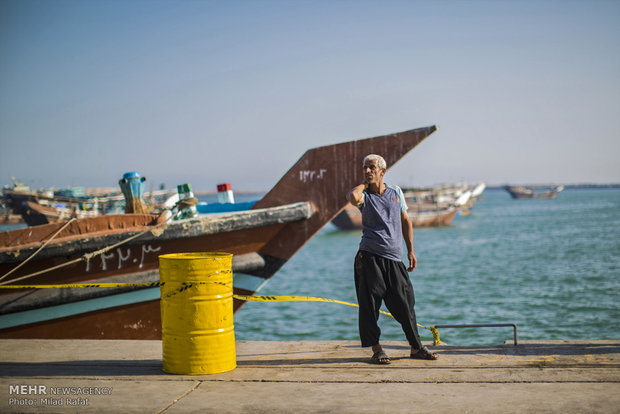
[487,183,620,190]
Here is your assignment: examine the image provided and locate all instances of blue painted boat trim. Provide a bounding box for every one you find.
[0,287,161,330]
[196,201,256,214]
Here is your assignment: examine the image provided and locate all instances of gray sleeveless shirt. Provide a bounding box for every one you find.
[358,184,408,261]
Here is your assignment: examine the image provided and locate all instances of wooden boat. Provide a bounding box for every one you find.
[408,206,459,227]
[504,185,564,199]
[331,203,457,230]
[402,182,486,210]
[3,190,112,226]
[0,125,437,339]
[0,210,23,225]
[2,188,171,226]
[20,199,101,225]
[332,181,484,230]
[463,182,486,210]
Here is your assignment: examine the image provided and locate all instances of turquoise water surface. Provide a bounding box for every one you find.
[234,188,620,346]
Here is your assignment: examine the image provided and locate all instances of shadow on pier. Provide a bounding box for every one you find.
[2,341,619,376]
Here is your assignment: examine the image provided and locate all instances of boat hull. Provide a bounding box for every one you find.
[0,126,438,339]
[331,204,457,230]
[411,208,458,227]
[0,286,259,340]
[0,206,313,339]
[504,185,564,199]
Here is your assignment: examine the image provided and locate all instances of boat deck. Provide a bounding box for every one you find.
[1,339,618,413]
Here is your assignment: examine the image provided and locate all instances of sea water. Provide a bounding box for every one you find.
[234,188,620,346]
[2,189,618,346]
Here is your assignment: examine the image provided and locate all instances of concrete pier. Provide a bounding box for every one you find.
[1,339,618,413]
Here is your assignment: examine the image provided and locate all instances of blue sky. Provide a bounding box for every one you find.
[1,0,618,191]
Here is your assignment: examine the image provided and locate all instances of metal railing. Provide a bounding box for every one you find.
[432,323,518,346]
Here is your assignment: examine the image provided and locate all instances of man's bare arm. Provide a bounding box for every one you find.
[401,210,417,271]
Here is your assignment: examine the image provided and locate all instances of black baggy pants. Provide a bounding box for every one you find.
[354,250,423,349]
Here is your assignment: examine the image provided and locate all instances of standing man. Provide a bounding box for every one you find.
[347,154,438,364]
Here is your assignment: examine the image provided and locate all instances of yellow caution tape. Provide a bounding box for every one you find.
[0,283,163,289]
[236,294,443,344]
[234,294,393,316]
[0,283,443,344]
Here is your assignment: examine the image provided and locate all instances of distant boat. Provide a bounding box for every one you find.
[2,188,172,227]
[0,212,22,225]
[0,125,437,339]
[0,196,23,226]
[331,182,486,230]
[504,185,564,199]
[411,208,458,226]
[402,182,486,211]
[331,203,458,230]
[0,178,32,225]
[17,199,103,225]
[469,182,487,205]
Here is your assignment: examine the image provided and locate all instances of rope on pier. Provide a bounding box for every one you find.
[0,282,443,344]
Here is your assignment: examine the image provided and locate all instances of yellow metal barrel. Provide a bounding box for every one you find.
[159,252,236,375]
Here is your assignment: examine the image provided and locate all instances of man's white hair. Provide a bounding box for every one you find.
[363,154,387,170]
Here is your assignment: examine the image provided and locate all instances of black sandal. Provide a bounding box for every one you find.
[370,349,391,364]
[410,346,438,360]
